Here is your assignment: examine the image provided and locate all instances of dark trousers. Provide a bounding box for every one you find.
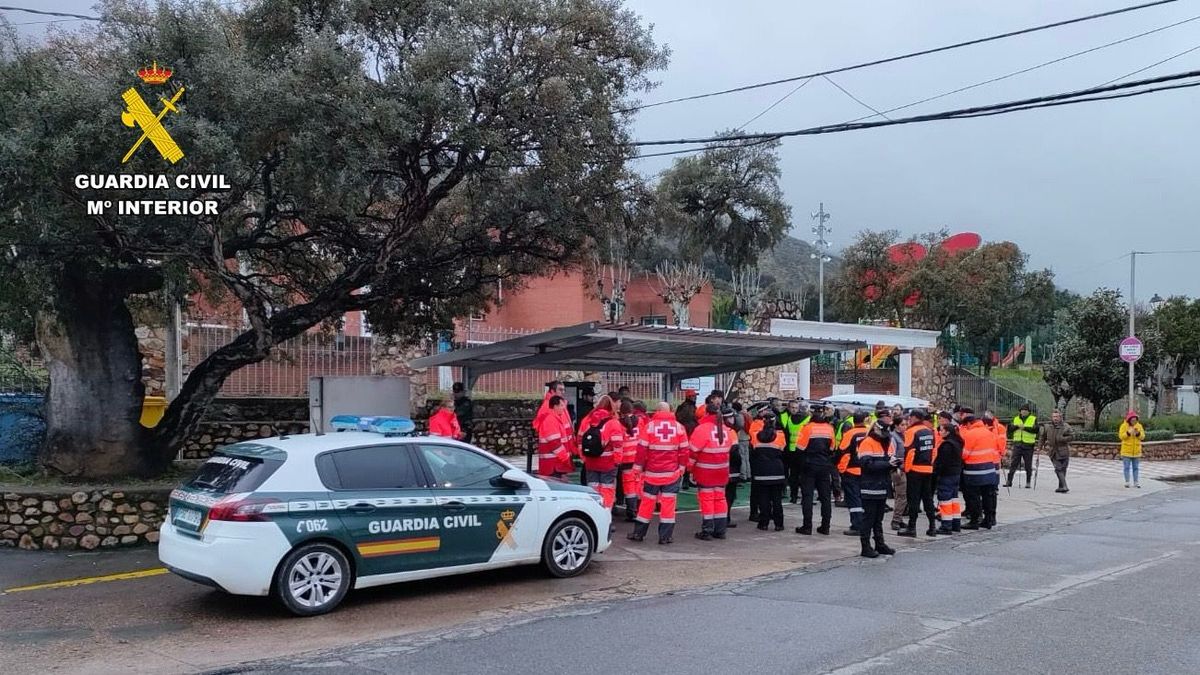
[962,483,982,522]
[725,480,739,519]
[830,466,843,501]
[905,473,936,529]
[842,474,863,531]
[801,467,832,528]
[1007,443,1035,484]
[784,453,804,501]
[962,483,998,524]
[749,480,760,519]
[754,482,784,528]
[861,498,887,546]
[1052,455,1069,490]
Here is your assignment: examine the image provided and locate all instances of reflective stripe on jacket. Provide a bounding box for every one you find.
[689,420,735,486]
[798,421,836,468]
[903,423,936,474]
[960,420,1000,486]
[856,434,894,498]
[636,412,690,485]
[835,427,867,476]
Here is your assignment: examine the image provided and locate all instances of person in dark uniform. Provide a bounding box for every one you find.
[451,382,474,443]
[795,402,835,535]
[855,420,899,558]
[933,411,964,534]
[750,412,787,531]
[898,409,938,538]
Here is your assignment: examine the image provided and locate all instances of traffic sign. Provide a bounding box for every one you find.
[1119,336,1143,363]
[779,372,799,392]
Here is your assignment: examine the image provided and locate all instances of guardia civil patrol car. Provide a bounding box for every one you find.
[159,416,611,616]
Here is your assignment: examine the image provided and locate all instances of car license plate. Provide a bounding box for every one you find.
[173,507,203,529]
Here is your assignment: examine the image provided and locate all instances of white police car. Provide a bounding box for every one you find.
[158,416,610,616]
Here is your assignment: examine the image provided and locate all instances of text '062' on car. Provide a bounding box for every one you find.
[158,416,611,616]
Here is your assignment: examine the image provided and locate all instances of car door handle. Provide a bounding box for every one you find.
[348,503,376,514]
[442,501,467,512]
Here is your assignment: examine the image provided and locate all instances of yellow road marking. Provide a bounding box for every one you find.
[3,567,169,594]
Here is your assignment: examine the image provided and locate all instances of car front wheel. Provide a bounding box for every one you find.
[542,516,594,578]
[273,542,352,616]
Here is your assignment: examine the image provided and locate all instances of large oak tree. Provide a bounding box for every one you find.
[0,0,665,477]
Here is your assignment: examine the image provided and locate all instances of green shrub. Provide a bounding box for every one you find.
[1073,429,1175,443]
[1097,414,1200,434]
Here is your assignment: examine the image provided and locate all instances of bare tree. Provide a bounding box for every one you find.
[655,261,710,327]
[730,267,763,330]
[594,250,632,324]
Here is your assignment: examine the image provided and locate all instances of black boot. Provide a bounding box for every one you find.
[927,518,938,537]
[627,521,648,542]
[897,527,917,538]
[658,522,675,545]
[874,539,896,555]
[624,498,639,522]
[712,517,728,539]
[963,520,981,530]
[796,523,812,535]
[860,540,879,558]
[817,522,830,535]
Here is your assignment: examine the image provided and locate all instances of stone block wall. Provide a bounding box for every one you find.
[0,488,169,550]
[912,346,953,408]
[421,398,540,457]
[181,397,309,460]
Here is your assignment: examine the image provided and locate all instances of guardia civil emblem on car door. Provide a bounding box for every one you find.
[496,509,517,549]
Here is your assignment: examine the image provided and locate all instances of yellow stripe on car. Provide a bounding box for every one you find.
[356,536,441,558]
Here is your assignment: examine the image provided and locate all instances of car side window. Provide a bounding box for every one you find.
[318,445,424,490]
[418,444,504,489]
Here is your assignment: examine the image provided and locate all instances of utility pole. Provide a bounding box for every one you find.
[810,203,832,322]
[1128,251,1137,416]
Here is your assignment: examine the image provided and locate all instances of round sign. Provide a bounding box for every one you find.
[1119,336,1143,363]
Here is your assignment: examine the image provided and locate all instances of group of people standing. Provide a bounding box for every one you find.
[527,380,1143,558]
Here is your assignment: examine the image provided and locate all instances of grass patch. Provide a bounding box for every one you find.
[0,462,193,490]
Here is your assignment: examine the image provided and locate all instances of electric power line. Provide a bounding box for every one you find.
[1097,42,1200,86]
[623,68,1200,148]
[822,75,891,120]
[0,5,100,21]
[620,0,1180,113]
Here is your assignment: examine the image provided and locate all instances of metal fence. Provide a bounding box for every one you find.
[0,337,47,395]
[186,319,373,397]
[951,368,1028,418]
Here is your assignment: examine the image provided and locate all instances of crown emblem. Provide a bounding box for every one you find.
[500,509,515,521]
[137,62,173,85]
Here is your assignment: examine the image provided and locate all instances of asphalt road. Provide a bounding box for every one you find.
[228,485,1200,675]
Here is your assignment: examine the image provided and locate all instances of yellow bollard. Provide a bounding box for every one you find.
[140,396,167,428]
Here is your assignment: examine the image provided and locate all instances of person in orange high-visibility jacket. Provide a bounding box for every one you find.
[834,411,870,535]
[629,402,691,545]
[982,410,1007,465]
[898,409,939,538]
[535,395,574,480]
[855,421,899,558]
[617,400,645,522]
[959,407,1000,530]
[690,403,737,540]
[428,399,464,439]
[795,403,836,536]
[933,411,965,534]
[581,405,625,510]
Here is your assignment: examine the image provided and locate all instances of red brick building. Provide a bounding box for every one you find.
[475,270,713,331]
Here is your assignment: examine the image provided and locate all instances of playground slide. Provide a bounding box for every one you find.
[1000,343,1024,367]
[871,345,895,369]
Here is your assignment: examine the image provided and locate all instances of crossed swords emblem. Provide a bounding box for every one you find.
[120,86,185,164]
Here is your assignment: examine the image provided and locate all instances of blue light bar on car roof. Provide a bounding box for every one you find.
[329,415,416,436]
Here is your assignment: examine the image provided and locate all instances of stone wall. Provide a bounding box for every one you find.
[371,338,431,411]
[1042,439,1193,462]
[181,397,309,460]
[421,397,539,457]
[0,488,169,550]
[136,325,171,397]
[912,346,953,408]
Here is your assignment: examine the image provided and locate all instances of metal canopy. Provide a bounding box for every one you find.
[409,322,865,383]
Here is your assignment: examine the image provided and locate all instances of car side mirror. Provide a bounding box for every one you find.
[492,468,529,489]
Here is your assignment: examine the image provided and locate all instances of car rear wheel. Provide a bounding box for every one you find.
[273,542,352,616]
[542,516,594,578]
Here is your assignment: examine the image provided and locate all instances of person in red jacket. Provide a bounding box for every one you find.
[629,402,691,544]
[428,399,463,439]
[536,395,574,480]
[581,402,625,510]
[690,404,737,541]
[617,399,644,521]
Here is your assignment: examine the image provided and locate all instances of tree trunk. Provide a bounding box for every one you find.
[35,274,152,478]
[1091,401,1104,431]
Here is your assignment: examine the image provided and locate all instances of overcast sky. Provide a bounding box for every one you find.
[625,0,1200,301]
[8,0,1200,301]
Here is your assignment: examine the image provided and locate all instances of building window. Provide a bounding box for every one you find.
[640,315,667,326]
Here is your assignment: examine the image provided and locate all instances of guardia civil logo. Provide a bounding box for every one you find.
[120,62,185,164]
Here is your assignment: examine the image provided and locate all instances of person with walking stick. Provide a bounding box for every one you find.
[1039,409,1074,493]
